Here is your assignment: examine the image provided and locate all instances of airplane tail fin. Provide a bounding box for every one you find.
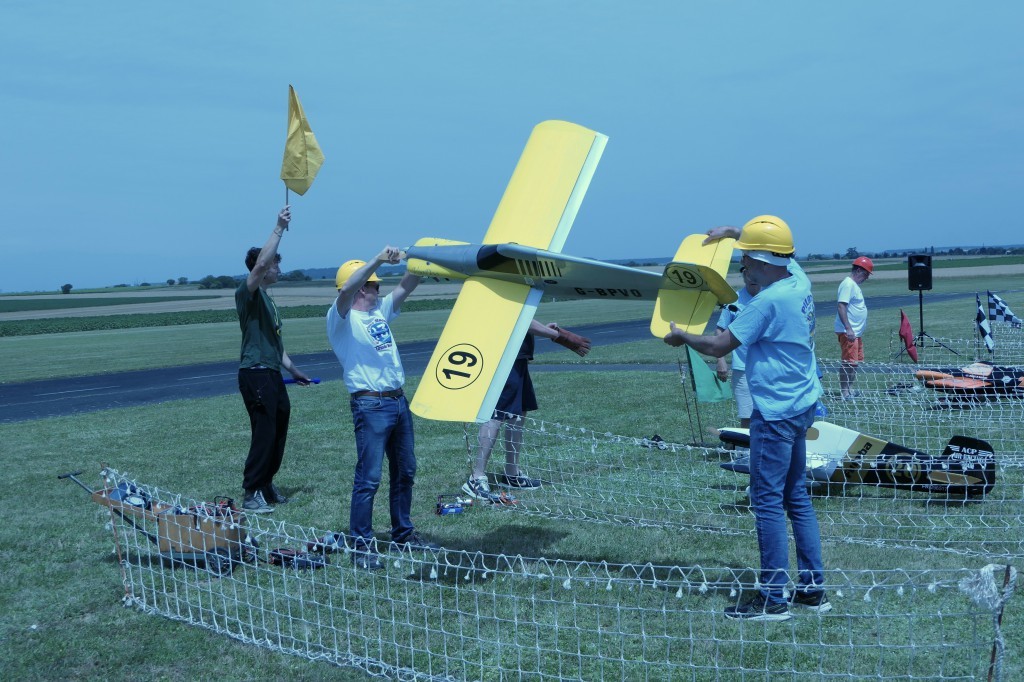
[650,235,736,337]
[926,435,996,496]
[848,434,996,497]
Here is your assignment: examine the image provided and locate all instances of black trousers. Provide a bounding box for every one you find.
[238,368,290,492]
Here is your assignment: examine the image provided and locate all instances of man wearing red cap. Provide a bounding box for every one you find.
[835,256,873,399]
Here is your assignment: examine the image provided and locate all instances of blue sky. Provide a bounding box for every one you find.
[2,2,1021,293]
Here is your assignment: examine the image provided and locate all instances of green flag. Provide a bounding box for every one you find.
[686,345,733,403]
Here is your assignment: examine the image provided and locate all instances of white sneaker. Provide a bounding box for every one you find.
[462,476,500,502]
[242,489,275,514]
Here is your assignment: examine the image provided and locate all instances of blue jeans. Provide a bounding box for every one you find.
[349,395,417,545]
[748,405,825,602]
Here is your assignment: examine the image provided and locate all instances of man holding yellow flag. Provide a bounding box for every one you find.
[234,85,325,514]
[236,206,312,514]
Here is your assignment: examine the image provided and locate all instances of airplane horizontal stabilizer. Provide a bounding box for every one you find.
[651,235,736,337]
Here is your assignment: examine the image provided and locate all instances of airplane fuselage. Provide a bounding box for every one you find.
[406,242,662,301]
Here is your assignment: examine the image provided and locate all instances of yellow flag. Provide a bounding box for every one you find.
[280,85,324,195]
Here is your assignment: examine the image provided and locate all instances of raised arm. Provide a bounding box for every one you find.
[335,246,402,315]
[391,272,422,310]
[247,206,291,292]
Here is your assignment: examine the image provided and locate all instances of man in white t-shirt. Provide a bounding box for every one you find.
[327,247,437,570]
[834,257,873,399]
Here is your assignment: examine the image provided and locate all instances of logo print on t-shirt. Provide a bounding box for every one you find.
[367,318,393,350]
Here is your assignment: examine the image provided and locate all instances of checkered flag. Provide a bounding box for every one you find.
[988,291,1023,328]
[977,293,994,353]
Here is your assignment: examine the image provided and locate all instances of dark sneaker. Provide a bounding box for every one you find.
[351,546,384,571]
[242,489,275,514]
[462,476,501,502]
[393,532,441,552]
[641,434,668,450]
[264,483,288,504]
[724,594,791,621]
[789,590,832,613]
[498,473,541,490]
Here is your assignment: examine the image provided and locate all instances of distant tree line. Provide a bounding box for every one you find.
[195,270,310,289]
[804,245,1024,261]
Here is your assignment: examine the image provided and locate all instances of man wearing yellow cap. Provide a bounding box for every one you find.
[664,216,828,621]
[327,247,437,570]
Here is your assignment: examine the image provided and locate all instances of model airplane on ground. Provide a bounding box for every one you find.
[915,361,1024,398]
[718,420,995,497]
[404,120,736,423]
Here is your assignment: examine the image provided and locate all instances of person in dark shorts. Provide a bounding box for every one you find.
[462,319,590,502]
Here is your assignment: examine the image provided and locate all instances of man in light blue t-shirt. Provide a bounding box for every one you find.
[664,215,828,622]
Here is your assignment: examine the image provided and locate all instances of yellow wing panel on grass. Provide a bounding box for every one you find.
[650,235,737,337]
[411,277,537,423]
[483,120,607,252]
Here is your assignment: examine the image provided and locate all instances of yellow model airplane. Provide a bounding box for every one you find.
[406,120,736,423]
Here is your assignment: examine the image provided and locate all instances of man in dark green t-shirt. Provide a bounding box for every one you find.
[235,205,311,513]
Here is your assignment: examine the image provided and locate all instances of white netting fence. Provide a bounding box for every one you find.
[89,456,1018,681]
[468,398,1024,562]
[812,357,1024,468]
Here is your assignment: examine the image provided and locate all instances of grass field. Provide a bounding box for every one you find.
[2,263,1023,680]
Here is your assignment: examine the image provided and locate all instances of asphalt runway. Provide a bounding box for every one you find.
[0,292,973,423]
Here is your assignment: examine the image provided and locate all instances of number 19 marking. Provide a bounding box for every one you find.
[435,343,484,390]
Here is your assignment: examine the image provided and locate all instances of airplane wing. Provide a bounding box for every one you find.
[650,234,737,337]
[483,120,607,250]
[410,120,607,422]
[720,421,867,480]
[410,278,539,422]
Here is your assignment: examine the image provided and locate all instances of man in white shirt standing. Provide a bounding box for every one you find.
[327,247,438,570]
[834,257,872,399]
